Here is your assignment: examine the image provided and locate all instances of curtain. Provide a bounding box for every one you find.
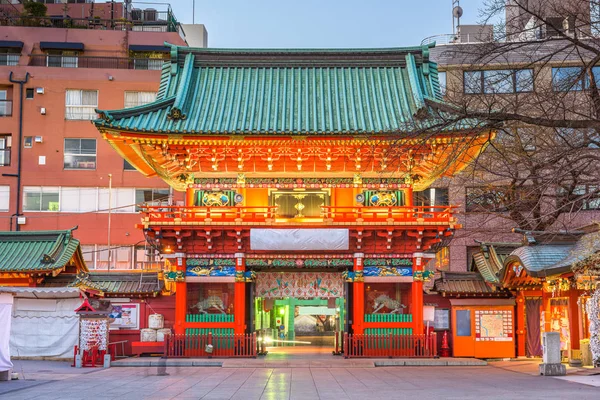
[65,89,81,119]
[526,298,542,357]
[65,90,97,120]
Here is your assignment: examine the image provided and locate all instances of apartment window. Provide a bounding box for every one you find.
[135,246,161,269]
[64,139,96,170]
[26,88,34,99]
[135,188,170,211]
[438,71,447,96]
[552,67,584,91]
[47,50,78,68]
[124,91,157,108]
[81,245,96,269]
[0,136,11,166]
[413,188,449,207]
[65,89,98,120]
[0,186,9,212]
[0,90,11,117]
[0,49,19,66]
[97,245,133,270]
[98,188,136,213]
[435,247,450,271]
[23,186,59,211]
[572,185,600,210]
[133,58,164,71]
[124,160,137,171]
[465,186,536,212]
[464,69,534,94]
[59,187,97,212]
[23,137,33,148]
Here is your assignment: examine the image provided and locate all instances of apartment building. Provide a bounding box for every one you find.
[0,1,208,270]
[425,0,600,272]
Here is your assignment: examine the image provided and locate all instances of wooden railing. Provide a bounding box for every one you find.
[343,333,437,358]
[141,205,455,226]
[321,206,454,223]
[164,333,257,358]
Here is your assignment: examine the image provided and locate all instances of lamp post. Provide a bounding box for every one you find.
[107,173,112,271]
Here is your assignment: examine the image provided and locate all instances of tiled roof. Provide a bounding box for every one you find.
[43,272,164,297]
[471,243,520,284]
[504,244,575,278]
[94,44,485,135]
[0,229,87,274]
[545,231,600,275]
[433,271,510,296]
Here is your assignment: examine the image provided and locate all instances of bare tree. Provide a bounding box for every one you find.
[429,0,600,233]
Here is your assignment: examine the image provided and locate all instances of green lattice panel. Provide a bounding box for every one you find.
[364,314,413,323]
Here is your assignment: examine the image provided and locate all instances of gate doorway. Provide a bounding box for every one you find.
[254,297,345,355]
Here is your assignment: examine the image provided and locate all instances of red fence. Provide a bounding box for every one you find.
[164,333,257,358]
[344,333,437,358]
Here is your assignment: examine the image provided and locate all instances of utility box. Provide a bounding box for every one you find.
[539,332,566,376]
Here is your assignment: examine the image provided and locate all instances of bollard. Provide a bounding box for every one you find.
[75,354,82,368]
[103,354,111,368]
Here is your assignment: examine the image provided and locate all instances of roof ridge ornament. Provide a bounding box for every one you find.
[167,106,186,121]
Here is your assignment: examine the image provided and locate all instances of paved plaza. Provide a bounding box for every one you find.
[1,359,600,400]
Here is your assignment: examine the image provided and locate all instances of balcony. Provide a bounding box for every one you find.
[29,55,166,70]
[0,100,12,117]
[140,205,457,228]
[1,12,178,33]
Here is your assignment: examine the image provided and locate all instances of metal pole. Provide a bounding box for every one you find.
[193,0,195,24]
[8,72,29,231]
[107,173,112,271]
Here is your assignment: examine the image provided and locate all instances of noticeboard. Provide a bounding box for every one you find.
[433,308,450,330]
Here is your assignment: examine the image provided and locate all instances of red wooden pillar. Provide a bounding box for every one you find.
[568,288,581,351]
[186,186,195,207]
[234,253,246,335]
[516,291,526,357]
[352,252,365,334]
[542,289,551,333]
[411,253,424,335]
[174,254,187,335]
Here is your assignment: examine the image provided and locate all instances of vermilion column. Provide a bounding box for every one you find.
[352,252,365,334]
[568,289,581,352]
[186,186,195,207]
[412,253,424,335]
[516,291,526,357]
[174,253,187,335]
[234,253,246,335]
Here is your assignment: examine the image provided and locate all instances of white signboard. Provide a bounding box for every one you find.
[250,229,349,251]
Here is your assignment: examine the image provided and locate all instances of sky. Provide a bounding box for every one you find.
[167,0,487,48]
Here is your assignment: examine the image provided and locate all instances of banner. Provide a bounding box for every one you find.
[250,229,349,251]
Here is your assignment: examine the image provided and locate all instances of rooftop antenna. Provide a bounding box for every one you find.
[452,0,463,35]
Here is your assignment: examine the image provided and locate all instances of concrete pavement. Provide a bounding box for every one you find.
[1,359,600,399]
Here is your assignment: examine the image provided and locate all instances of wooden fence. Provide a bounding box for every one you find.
[344,333,437,358]
[164,333,257,358]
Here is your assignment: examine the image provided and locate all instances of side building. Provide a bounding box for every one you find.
[0,1,208,270]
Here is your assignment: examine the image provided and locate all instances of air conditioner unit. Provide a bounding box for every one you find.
[34,136,43,143]
[17,216,26,225]
[36,87,44,94]
[131,8,142,21]
[144,8,157,22]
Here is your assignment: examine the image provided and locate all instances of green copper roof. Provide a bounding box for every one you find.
[44,272,164,297]
[94,44,479,135]
[0,229,87,273]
